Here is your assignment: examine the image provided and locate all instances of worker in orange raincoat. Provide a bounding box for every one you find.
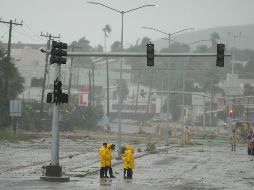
[122,145,135,179]
[99,142,108,178]
[105,143,116,178]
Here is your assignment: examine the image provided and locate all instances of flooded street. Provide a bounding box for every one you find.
[0,135,253,190]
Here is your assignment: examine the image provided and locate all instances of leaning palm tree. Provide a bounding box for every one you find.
[102,25,112,52]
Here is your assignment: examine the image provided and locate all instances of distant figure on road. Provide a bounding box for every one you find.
[172,124,177,137]
[155,122,161,136]
[229,129,239,151]
[184,126,190,144]
[99,142,108,178]
[139,119,144,133]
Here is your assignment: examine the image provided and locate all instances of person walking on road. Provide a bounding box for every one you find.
[105,143,116,178]
[99,142,108,178]
[229,129,239,151]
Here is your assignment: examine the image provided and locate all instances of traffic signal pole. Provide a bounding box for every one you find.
[41,41,69,182]
[51,64,61,166]
[40,33,60,129]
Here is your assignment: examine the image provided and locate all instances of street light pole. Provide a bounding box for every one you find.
[181,58,186,146]
[142,26,194,145]
[165,34,170,145]
[88,2,158,157]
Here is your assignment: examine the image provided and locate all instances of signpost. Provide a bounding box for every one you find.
[10,100,22,133]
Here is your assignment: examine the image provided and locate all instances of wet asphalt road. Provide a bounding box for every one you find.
[0,140,254,190]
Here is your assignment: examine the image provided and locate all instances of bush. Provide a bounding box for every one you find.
[64,105,104,130]
[146,142,156,152]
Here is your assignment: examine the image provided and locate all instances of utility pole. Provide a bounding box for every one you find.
[0,19,22,97]
[67,45,81,106]
[106,57,110,116]
[146,69,153,115]
[135,71,141,114]
[39,33,60,129]
[88,70,92,108]
[68,49,74,106]
[92,62,95,106]
[203,96,206,132]
[246,97,249,122]
[181,58,186,146]
[210,79,213,127]
[231,33,241,75]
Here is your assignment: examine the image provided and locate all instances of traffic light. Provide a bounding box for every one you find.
[60,93,68,104]
[46,92,53,103]
[216,43,225,67]
[53,79,62,104]
[46,78,68,104]
[50,41,68,65]
[146,43,154,67]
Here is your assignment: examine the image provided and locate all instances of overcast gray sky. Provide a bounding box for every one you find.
[1,0,254,48]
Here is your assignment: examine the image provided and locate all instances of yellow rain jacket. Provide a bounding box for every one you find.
[122,145,135,169]
[99,146,107,167]
[229,133,239,145]
[105,144,113,167]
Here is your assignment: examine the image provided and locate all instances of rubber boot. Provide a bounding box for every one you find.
[104,167,109,178]
[127,168,132,179]
[100,167,105,178]
[109,167,115,178]
[123,168,127,179]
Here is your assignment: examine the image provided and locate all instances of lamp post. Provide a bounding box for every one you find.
[142,26,194,145]
[88,2,158,156]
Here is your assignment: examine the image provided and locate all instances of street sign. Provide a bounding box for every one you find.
[10,100,22,117]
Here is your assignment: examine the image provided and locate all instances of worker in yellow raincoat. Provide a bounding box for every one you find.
[99,142,108,178]
[184,126,190,144]
[229,129,239,151]
[122,145,135,179]
[105,143,116,178]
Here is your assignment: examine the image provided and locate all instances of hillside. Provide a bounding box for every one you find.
[154,24,254,51]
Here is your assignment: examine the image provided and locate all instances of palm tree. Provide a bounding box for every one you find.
[0,48,24,129]
[114,79,129,103]
[102,25,112,52]
[210,32,220,50]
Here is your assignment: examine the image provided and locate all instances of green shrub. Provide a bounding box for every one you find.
[146,142,156,152]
